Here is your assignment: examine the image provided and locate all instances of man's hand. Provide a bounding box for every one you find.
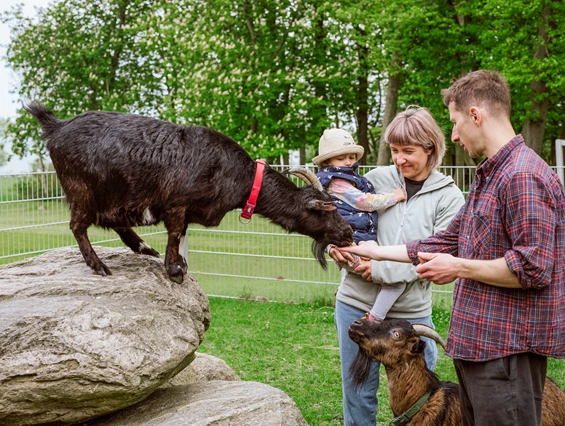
[416,252,522,288]
[328,244,354,268]
[329,244,373,280]
[336,240,380,260]
[415,252,459,285]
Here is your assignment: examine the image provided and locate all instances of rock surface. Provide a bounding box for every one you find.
[0,247,211,426]
[162,352,240,387]
[84,381,308,426]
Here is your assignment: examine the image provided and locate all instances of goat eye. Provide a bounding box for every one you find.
[392,330,400,340]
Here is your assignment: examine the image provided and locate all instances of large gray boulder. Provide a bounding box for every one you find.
[85,381,308,426]
[0,247,210,426]
[162,352,240,387]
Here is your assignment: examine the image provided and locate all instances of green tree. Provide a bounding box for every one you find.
[469,0,565,158]
[328,2,389,165]
[0,149,7,168]
[3,0,164,164]
[4,0,564,167]
[374,0,481,166]
[0,118,10,167]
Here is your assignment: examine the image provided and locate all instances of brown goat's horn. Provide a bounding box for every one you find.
[413,324,446,349]
[284,167,323,191]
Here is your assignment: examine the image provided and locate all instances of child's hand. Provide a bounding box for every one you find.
[392,188,407,202]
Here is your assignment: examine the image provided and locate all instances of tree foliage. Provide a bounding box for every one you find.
[2,0,564,166]
[0,118,9,167]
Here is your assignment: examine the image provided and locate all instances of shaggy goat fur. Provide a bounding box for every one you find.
[348,318,565,426]
[26,103,353,283]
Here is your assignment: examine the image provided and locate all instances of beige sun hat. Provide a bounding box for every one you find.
[312,128,364,166]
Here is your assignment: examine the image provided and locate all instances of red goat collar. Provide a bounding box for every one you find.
[240,159,266,223]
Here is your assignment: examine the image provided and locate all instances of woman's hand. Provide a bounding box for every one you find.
[354,260,373,281]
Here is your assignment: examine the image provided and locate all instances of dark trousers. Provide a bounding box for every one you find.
[453,353,547,426]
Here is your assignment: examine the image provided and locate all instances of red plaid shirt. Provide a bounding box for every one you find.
[407,135,565,361]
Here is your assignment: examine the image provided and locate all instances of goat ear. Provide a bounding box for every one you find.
[306,200,337,211]
[410,339,426,354]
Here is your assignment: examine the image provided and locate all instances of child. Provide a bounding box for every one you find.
[313,128,406,320]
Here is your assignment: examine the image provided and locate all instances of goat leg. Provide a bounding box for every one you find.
[114,227,160,257]
[163,209,188,283]
[69,214,111,276]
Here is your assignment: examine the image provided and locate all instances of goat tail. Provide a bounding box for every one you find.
[349,348,373,388]
[24,103,63,141]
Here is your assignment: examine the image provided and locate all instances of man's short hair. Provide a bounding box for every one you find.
[441,70,511,118]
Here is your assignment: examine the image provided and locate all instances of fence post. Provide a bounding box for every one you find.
[556,139,565,185]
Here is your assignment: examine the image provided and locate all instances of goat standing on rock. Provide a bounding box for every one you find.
[26,103,353,283]
[348,317,565,426]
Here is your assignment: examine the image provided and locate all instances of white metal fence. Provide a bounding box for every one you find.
[1,165,559,303]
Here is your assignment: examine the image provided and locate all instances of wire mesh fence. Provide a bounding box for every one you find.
[2,165,559,304]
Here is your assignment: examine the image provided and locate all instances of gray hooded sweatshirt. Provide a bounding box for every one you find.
[336,165,465,318]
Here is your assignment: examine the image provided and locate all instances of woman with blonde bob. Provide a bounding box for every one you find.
[329,106,465,426]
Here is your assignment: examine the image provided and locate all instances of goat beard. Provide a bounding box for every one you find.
[312,241,328,269]
[349,348,373,388]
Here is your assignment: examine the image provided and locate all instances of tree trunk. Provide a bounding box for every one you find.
[356,75,369,166]
[520,5,550,154]
[307,13,329,164]
[454,144,476,189]
[355,26,370,165]
[377,59,401,166]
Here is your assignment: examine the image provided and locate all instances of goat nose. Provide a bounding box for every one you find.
[351,319,363,326]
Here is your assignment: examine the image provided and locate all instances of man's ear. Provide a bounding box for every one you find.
[469,106,482,126]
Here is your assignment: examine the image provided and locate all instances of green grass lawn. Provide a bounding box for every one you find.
[2,176,564,425]
[199,297,565,426]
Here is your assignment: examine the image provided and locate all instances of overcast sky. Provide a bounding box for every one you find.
[0,0,52,173]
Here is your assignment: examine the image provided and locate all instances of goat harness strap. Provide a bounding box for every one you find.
[390,391,431,426]
[240,159,266,223]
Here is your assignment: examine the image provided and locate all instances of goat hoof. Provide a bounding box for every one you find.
[138,242,159,257]
[140,247,160,257]
[168,271,185,284]
[179,257,188,274]
[167,264,185,284]
[93,263,112,277]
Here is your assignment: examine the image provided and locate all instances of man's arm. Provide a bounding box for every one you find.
[416,252,521,288]
[336,241,411,263]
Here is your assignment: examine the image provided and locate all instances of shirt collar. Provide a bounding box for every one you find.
[476,134,524,176]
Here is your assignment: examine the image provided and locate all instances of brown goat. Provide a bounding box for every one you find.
[348,317,565,426]
[25,103,353,283]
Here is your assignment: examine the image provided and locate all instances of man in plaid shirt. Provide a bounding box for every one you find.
[337,70,565,426]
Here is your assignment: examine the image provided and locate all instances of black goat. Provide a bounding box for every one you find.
[26,103,353,283]
[348,317,565,426]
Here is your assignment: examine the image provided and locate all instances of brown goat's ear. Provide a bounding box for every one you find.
[410,339,426,354]
[306,200,337,211]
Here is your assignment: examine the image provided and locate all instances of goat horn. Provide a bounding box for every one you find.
[283,167,323,191]
[412,324,446,349]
